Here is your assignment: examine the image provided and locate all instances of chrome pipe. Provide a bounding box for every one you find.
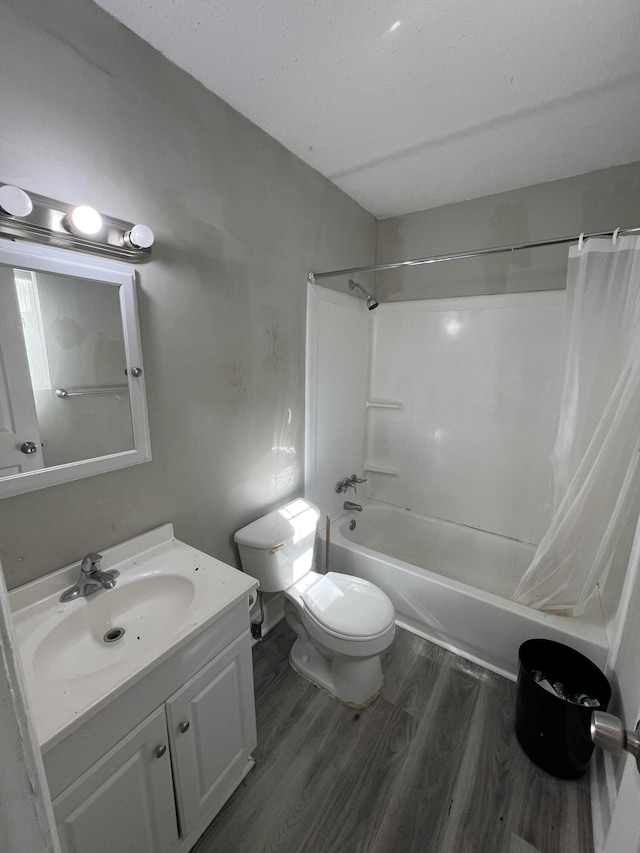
[308,226,640,283]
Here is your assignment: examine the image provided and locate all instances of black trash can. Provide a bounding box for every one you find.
[515,639,611,779]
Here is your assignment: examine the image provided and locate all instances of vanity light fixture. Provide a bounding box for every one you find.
[0,182,154,262]
[0,184,33,217]
[124,223,154,249]
[66,205,103,237]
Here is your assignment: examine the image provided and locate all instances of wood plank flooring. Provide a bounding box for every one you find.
[192,622,593,853]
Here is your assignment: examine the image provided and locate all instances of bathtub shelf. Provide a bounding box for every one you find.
[363,464,400,476]
[366,400,403,409]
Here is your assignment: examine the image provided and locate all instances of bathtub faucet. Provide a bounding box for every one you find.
[335,474,367,494]
[344,501,363,512]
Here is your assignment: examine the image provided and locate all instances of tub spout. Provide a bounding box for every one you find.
[344,501,363,512]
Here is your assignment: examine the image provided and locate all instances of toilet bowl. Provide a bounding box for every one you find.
[234,498,395,708]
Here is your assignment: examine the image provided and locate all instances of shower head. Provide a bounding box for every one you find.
[348,279,379,310]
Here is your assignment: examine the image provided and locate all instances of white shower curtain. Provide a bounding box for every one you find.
[513,235,640,616]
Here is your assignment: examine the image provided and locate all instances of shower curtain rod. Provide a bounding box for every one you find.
[307,225,640,283]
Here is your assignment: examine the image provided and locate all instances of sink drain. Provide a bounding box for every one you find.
[103,627,125,643]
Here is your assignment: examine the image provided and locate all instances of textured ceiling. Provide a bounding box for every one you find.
[94,0,640,218]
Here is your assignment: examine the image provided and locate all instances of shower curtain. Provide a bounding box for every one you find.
[513,235,640,616]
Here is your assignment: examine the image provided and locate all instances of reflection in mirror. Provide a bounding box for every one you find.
[8,268,134,467]
[0,238,150,498]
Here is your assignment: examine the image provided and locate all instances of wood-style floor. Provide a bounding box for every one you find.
[193,621,593,853]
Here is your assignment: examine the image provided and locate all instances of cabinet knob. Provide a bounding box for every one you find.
[179,720,190,734]
[155,744,167,758]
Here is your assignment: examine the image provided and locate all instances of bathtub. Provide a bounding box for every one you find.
[323,503,608,680]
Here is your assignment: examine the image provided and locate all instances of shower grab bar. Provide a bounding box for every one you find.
[308,226,640,282]
[56,385,129,398]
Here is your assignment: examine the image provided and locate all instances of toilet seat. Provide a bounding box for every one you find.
[300,572,395,639]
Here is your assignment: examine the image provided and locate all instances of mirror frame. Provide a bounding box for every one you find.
[0,237,151,499]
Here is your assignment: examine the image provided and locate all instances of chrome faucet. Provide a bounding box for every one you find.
[343,501,363,512]
[335,474,367,494]
[60,552,119,602]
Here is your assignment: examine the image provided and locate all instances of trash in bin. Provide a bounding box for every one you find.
[515,639,611,779]
[530,670,600,706]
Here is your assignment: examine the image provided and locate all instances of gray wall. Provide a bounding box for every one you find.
[376,162,640,300]
[0,0,375,588]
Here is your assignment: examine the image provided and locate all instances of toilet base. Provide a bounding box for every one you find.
[289,638,384,710]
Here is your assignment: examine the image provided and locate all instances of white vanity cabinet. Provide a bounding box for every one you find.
[43,601,257,853]
[167,632,257,838]
[53,706,179,853]
[11,525,259,853]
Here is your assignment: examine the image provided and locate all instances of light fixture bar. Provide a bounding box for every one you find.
[0,184,153,263]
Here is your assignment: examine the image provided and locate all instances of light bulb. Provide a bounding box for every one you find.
[0,185,33,217]
[67,205,102,236]
[124,224,154,249]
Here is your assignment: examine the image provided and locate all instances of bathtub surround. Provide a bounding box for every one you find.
[307,286,565,543]
[365,291,564,545]
[0,0,375,588]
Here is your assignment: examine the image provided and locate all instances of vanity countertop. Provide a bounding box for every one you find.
[9,524,258,751]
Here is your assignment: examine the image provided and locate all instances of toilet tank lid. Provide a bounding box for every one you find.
[234,498,320,550]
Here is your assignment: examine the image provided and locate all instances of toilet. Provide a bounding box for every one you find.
[234,498,395,708]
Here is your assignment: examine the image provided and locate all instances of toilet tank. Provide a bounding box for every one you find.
[234,499,320,593]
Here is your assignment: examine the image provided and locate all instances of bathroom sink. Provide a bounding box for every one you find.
[32,574,197,680]
[9,523,258,749]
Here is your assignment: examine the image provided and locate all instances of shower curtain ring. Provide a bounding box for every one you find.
[612,227,621,245]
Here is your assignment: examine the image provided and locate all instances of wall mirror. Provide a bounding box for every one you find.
[0,237,151,498]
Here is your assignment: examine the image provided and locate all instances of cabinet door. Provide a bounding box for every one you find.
[53,706,179,853]
[167,630,257,837]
